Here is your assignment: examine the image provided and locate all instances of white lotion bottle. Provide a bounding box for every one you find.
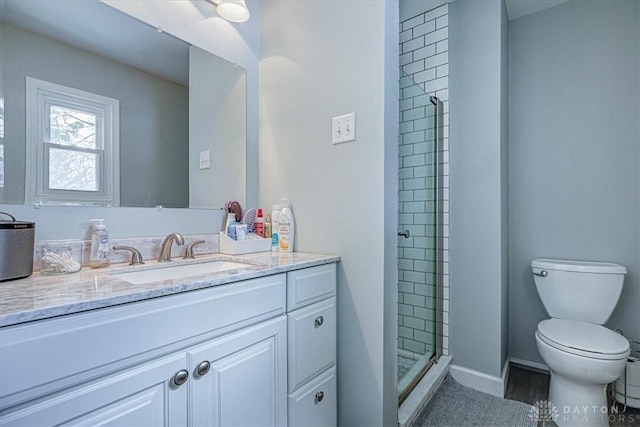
[278,199,295,253]
[89,219,110,268]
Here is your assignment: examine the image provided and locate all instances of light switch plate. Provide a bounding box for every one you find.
[199,150,211,170]
[332,112,356,144]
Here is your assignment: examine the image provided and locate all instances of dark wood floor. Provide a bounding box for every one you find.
[505,365,551,407]
[505,365,640,426]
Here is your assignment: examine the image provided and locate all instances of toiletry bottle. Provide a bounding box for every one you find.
[278,199,295,253]
[255,208,264,237]
[271,204,282,252]
[227,215,238,240]
[264,214,272,240]
[224,210,235,235]
[89,219,110,268]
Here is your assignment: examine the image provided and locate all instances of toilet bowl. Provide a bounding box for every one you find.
[531,259,630,427]
[535,319,630,426]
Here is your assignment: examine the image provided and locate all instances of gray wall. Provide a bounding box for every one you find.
[259,1,399,424]
[449,0,510,383]
[2,23,189,208]
[509,0,640,365]
[189,46,246,209]
[0,204,225,241]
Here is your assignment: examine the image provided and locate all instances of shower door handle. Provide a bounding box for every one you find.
[398,230,410,238]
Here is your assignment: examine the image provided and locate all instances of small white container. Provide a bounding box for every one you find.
[219,232,270,255]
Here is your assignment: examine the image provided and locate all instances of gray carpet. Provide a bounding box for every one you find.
[413,375,537,427]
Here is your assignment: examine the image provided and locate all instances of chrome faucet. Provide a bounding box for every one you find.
[158,232,185,262]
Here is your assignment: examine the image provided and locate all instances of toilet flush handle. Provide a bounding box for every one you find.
[532,270,548,277]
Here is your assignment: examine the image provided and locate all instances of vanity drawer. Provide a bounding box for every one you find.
[288,366,337,427]
[287,297,336,392]
[287,263,336,311]
[0,274,286,410]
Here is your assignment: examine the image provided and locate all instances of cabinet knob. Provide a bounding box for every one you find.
[315,391,325,403]
[314,316,324,327]
[172,369,189,387]
[196,360,211,377]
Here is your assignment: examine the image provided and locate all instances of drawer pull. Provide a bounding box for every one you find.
[315,391,325,403]
[172,369,189,387]
[314,316,324,327]
[196,361,211,376]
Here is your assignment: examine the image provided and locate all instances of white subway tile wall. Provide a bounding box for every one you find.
[398,4,450,357]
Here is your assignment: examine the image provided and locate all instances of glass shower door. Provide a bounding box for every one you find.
[397,70,443,403]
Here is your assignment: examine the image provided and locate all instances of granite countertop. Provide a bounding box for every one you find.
[0,252,339,327]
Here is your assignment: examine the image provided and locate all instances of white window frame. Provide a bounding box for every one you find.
[25,77,120,206]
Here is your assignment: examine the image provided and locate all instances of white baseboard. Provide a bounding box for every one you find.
[509,357,549,374]
[449,359,509,398]
[501,358,510,396]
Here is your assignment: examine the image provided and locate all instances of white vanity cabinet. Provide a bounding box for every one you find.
[0,319,288,427]
[286,263,337,426]
[0,260,337,427]
[0,273,288,426]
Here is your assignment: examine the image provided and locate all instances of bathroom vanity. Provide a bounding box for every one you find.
[0,252,338,426]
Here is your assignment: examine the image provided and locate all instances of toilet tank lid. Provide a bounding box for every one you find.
[531,258,627,274]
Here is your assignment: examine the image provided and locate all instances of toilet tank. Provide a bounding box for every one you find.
[531,258,627,324]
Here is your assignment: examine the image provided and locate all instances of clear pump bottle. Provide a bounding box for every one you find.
[89,219,110,268]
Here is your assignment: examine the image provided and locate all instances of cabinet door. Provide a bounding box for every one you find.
[0,353,187,427]
[189,316,287,427]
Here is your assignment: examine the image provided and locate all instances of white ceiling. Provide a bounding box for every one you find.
[505,0,573,21]
[2,0,190,85]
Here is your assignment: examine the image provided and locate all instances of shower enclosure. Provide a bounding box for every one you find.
[397,70,444,403]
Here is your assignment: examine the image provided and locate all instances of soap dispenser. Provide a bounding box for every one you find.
[89,219,110,268]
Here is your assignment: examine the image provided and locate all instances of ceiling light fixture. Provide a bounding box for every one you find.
[205,0,251,23]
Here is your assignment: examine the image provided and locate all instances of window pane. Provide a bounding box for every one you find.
[49,147,98,191]
[49,105,96,149]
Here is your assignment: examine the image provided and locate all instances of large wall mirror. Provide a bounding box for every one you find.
[0,0,246,210]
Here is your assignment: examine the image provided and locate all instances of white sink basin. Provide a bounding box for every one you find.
[111,260,252,285]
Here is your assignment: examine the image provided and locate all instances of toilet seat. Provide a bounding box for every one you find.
[537,318,630,360]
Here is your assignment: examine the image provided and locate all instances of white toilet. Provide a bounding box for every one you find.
[532,258,630,427]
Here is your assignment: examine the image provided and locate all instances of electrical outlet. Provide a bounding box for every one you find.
[332,112,356,144]
[199,150,211,170]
